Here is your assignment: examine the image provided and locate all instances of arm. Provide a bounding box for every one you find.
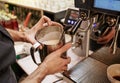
[7,16,52,44]
[7,15,71,82]
[21,63,48,83]
[7,16,62,45]
[6,29,27,42]
[21,43,71,83]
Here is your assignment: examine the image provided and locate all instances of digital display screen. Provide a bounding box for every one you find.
[69,10,79,20]
[94,0,120,12]
[64,9,79,26]
[67,10,79,25]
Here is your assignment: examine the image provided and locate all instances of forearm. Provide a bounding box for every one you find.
[6,29,27,42]
[21,62,48,83]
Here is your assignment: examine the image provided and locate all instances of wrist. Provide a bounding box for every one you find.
[23,31,37,44]
[35,63,48,83]
[22,62,48,83]
[39,62,48,76]
[32,62,48,82]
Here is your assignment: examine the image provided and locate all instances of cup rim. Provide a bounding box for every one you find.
[35,25,64,45]
[107,64,120,82]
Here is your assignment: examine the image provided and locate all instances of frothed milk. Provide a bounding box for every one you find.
[42,39,59,45]
[38,31,61,45]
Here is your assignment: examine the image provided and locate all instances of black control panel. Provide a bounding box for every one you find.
[64,8,79,26]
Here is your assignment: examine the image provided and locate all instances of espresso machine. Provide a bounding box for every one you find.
[63,0,120,83]
[64,0,94,58]
[64,0,120,58]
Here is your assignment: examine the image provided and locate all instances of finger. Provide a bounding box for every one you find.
[47,21,52,26]
[55,43,72,56]
[35,16,51,28]
[66,57,71,64]
[42,16,52,25]
[51,22,63,28]
[61,66,68,71]
[63,57,71,65]
[56,65,67,73]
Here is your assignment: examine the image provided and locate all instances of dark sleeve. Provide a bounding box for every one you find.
[0,26,16,71]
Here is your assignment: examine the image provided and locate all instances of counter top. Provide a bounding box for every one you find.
[14,42,120,83]
[90,47,120,66]
[64,47,120,83]
[14,42,93,83]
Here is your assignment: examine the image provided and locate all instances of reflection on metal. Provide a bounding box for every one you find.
[72,20,91,58]
[82,0,86,3]
[69,9,92,58]
[109,17,120,54]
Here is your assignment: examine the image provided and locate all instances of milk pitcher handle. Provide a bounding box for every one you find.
[30,42,41,65]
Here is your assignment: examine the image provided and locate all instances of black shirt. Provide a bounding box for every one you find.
[0,25,17,83]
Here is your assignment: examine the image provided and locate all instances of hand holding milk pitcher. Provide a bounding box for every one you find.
[30,23,66,65]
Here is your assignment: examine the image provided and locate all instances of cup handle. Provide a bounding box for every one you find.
[30,42,41,65]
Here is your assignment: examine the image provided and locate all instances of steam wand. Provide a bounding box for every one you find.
[109,16,120,54]
[68,9,92,36]
[68,14,93,42]
[69,18,82,35]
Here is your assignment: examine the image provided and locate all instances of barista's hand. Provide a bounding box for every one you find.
[41,43,71,74]
[21,43,71,83]
[97,27,115,44]
[23,16,52,44]
[24,16,63,45]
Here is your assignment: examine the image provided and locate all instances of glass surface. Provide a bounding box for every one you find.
[94,0,120,12]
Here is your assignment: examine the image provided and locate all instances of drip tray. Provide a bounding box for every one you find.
[63,57,110,83]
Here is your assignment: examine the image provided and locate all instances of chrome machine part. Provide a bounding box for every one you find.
[72,19,91,57]
[109,16,120,54]
[70,9,92,58]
